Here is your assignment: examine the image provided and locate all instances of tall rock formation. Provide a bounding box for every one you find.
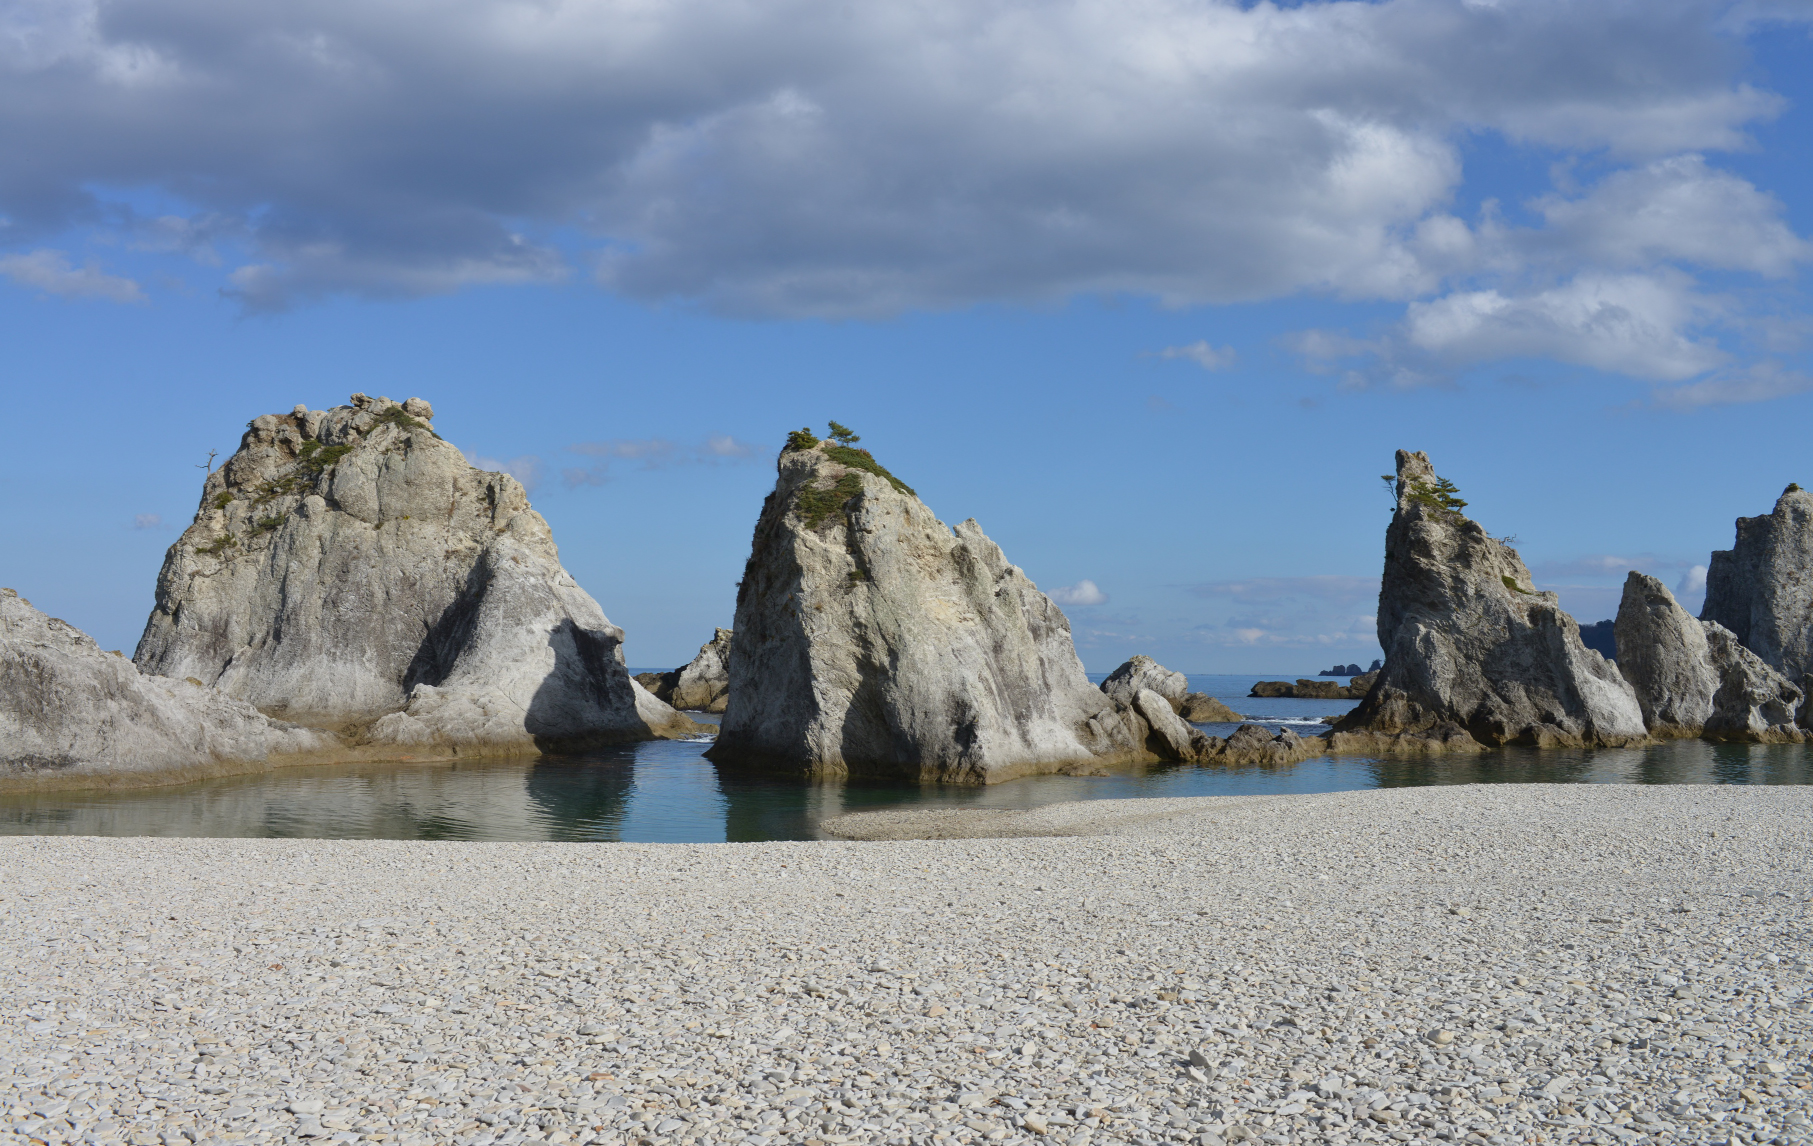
[134,394,699,751]
[707,433,1161,783]
[637,628,734,712]
[3,588,336,785]
[1700,484,1813,678]
[1614,573,1804,742]
[1331,450,1646,750]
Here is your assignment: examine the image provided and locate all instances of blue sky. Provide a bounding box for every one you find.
[3,0,1812,673]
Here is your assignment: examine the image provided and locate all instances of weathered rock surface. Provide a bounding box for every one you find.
[1332,450,1646,749]
[1701,483,1813,678]
[1101,655,1241,722]
[637,629,733,712]
[709,436,1165,783]
[134,394,699,752]
[3,588,337,785]
[1615,573,1805,742]
[1248,670,1376,700]
[1199,724,1325,767]
[1101,656,1187,708]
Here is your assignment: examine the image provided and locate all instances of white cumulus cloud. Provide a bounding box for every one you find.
[1049,580,1109,607]
[0,249,143,302]
[1158,342,1237,371]
[463,452,545,492]
[0,0,1801,323]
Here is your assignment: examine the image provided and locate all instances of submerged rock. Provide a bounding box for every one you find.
[708,433,1154,783]
[1332,450,1646,750]
[640,628,733,712]
[1101,654,1241,722]
[3,588,336,784]
[1615,572,1804,743]
[1701,484,1813,678]
[134,394,700,751]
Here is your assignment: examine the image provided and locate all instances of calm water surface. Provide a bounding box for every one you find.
[4,673,1808,843]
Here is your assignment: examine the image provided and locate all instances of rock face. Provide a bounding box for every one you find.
[1318,663,1364,677]
[134,394,699,751]
[3,588,336,784]
[1614,573,1804,742]
[1332,450,1646,749]
[1102,655,1187,708]
[1101,655,1240,722]
[708,435,1169,783]
[638,629,733,712]
[1701,484,1813,678]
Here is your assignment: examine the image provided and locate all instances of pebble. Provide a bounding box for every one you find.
[1,783,1809,1146]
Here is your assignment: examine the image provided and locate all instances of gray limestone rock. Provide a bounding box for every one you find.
[1333,450,1646,749]
[1132,688,1211,762]
[707,438,1148,783]
[1102,654,1241,722]
[1199,724,1326,767]
[133,394,700,751]
[1701,484,1813,678]
[1101,656,1188,708]
[1613,572,1803,742]
[2,588,336,784]
[1615,572,1721,737]
[641,629,733,712]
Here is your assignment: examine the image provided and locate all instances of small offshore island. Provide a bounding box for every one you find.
[4,401,1812,1146]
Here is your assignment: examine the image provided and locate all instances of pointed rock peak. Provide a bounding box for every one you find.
[136,396,699,749]
[1702,481,1813,677]
[714,431,1161,783]
[1335,450,1645,751]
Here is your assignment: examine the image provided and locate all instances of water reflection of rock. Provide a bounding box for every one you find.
[522,751,636,840]
[0,760,558,841]
[1366,740,1813,788]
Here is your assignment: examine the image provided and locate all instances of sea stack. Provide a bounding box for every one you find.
[1700,484,1813,678]
[1614,573,1804,742]
[707,428,1153,783]
[637,628,734,712]
[1331,450,1646,750]
[3,588,336,784]
[133,394,700,751]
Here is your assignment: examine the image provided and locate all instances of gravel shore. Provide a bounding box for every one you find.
[2,784,1809,1146]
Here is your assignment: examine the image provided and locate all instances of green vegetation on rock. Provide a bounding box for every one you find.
[1501,574,1533,595]
[373,406,435,436]
[1406,475,1468,517]
[822,444,913,497]
[797,472,864,529]
[196,535,239,557]
[785,427,820,451]
[212,492,234,510]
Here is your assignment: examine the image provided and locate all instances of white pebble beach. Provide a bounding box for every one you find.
[2,783,1809,1146]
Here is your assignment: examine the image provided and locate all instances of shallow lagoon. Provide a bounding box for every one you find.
[4,673,1808,842]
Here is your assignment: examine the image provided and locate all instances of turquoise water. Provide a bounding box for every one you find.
[2,674,1808,843]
